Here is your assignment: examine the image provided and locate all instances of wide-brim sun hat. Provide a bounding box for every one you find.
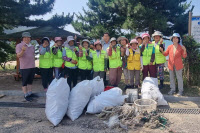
[130,39,138,44]
[110,37,117,43]
[22,32,31,38]
[94,40,102,47]
[41,37,50,44]
[141,33,150,39]
[82,39,90,45]
[67,36,75,43]
[117,36,129,43]
[170,33,181,41]
[152,31,163,38]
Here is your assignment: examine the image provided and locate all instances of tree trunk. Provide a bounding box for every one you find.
[148,23,154,37]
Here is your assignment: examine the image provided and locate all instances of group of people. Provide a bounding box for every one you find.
[16,31,187,101]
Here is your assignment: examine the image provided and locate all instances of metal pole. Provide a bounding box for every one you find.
[188,11,192,36]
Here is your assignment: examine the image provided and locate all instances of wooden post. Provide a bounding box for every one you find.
[188,11,192,36]
[187,11,192,85]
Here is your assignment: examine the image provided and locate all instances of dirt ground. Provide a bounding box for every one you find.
[0,96,200,133]
[0,91,200,133]
[0,63,200,133]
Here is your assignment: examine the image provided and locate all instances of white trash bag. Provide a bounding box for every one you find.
[45,78,70,126]
[90,76,104,99]
[86,87,127,114]
[141,77,168,106]
[67,80,92,121]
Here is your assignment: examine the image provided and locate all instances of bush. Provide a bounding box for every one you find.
[182,35,200,86]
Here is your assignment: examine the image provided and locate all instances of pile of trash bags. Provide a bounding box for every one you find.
[141,77,168,106]
[45,76,127,126]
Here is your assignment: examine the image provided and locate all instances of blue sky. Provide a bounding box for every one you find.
[31,0,200,33]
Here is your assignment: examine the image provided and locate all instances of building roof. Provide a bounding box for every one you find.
[0,26,85,40]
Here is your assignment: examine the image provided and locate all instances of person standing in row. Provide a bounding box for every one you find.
[52,37,64,79]
[126,39,143,89]
[160,33,187,96]
[119,36,131,89]
[16,32,36,101]
[107,37,122,87]
[101,33,110,85]
[62,36,79,89]
[86,40,107,79]
[152,31,166,89]
[78,39,93,80]
[136,36,143,47]
[39,37,53,92]
[140,33,157,80]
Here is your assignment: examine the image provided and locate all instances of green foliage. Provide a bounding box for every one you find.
[0,41,15,69]
[0,0,73,34]
[182,35,200,86]
[73,0,192,38]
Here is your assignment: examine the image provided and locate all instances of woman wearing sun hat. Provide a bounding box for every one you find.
[152,31,166,89]
[140,33,157,80]
[126,39,143,88]
[16,32,36,101]
[52,37,64,79]
[39,37,53,92]
[160,33,187,96]
[107,37,123,87]
[78,39,93,80]
[62,36,79,89]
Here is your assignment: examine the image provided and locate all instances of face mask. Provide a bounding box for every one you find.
[26,44,32,47]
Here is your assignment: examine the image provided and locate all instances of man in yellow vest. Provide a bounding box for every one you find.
[52,37,64,79]
[152,31,166,89]
[62,36,79,89]
[126,39,143,88]
[107,37,122,87]
[39,37,53,92]
[140,33,157,80]
[86,40,107,80]
[78,39,93,80]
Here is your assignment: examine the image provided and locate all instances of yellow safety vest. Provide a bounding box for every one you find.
[39,49,53,68]
[127,48,141,70]
[92,50,106,72]
[108,46,122,68]
[142,43,155,65]
[78,48,92,70]
[152,41,166,64]
[64,47,78,67]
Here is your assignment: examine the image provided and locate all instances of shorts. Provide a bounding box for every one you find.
[20,68,35,86]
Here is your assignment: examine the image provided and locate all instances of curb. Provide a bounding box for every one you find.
[0,90,46,97]
[163,95,200,102]
[0,90,200,102]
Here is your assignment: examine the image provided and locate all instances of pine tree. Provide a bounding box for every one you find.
[73,0,193,38]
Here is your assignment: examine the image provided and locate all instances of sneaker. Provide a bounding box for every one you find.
[24,96,33,102]
[176,92,183,96]
[135,85,139,89]
[130,85,134,89]
[124,85,129,90]
[29,93,39,98]
[168,90,175,95]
